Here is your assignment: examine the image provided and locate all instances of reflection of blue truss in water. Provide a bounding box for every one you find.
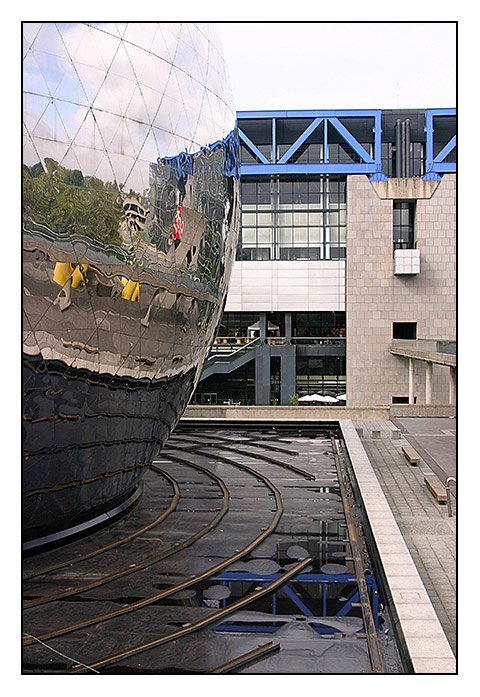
[157,128,240,181]
[201,569,380,634]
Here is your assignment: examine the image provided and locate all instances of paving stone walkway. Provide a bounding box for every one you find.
[352,418,456,656]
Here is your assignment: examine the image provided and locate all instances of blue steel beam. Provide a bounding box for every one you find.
[212,571,359,583]
[280,583,315,616]
[424,108,456,180]
[240,163,376,176]
[238,110,384,177]
[239,108,455,181]
[328,117,374,163]
[324,119,328,163]
[210,571,379,634]
[277,117,323,164]
[214,621,362,635]
[430,162,456,173]
[238,109,384,119]
[433,135,456,163]
[238,128,270,165]
[272,118,277,163]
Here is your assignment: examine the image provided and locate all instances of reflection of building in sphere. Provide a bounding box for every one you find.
[123,196,149,234]
[22,22,239,545]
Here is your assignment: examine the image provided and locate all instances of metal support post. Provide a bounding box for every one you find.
[449,366,456,404]
[446,477,456,518]
[408,358,415,404]
[425,361,432,404]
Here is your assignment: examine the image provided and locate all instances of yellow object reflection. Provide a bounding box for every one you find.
[53,263,88,288]
[121,277,140,302]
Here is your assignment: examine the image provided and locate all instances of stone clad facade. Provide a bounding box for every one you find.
[346,174,456,406]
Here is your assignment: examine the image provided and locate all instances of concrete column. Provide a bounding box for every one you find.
[449,366,456,404]
[255,345,270,405]
[280,345,296,405]
[425,361,432,404]
[285,312,292,344]
[259,312,266,343]
[408,358,415,404]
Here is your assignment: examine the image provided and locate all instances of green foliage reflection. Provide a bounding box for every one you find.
[23,158,124,244]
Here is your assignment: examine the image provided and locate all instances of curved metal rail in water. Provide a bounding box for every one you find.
[23,425,390,674]
[64,557,312,674]
[23,461,230,610]
[23,448,284,647]
[22,466,180,580]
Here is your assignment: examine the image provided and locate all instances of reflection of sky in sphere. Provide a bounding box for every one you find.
[23,22,236,194]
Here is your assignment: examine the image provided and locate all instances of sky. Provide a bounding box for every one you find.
[216,22,457,112]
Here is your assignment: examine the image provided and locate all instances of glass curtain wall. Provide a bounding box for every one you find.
[217,312,260,339]
[237,175,346,261]
[292,312,346,338]
[296,356,346,397]
[193,361,256,405]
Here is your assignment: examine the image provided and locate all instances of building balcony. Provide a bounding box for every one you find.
[394,248,420,275]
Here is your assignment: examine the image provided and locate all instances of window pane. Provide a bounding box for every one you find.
[242,182,256,195]
[257,212,272,226]
[294,212,308,225]
[294,228,308,244]
[278,212,292,226]
[309,211,322,225]
[257,228,272,243]
[242,228,256,244]
[242,212,256,226]
[329,228,339,243]
[309,227,323,244]
[279,228,292,244]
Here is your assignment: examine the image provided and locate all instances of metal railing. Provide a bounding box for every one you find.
[446,476,456,518]
[206,338,260,362]
[292,336,345,345]
[391,338,456,355]
[210,335,346,350]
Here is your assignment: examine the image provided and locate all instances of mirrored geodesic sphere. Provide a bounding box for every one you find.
[22,23,239,542]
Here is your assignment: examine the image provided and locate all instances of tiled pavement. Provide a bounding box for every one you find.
[351,418,457,657]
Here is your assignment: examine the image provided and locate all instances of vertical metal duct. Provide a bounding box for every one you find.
[395,119,402,178]
[395,120,411,178]
[404,119,411,178]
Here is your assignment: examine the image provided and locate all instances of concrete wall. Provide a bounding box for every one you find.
[346,174,456,407]
[184,405,391,420]
[225,259,345,312]
[183,404,455,420]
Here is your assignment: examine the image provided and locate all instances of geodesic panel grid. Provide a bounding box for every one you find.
[23,22,235,194]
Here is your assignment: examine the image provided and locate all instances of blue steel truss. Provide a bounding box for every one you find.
[201,569,380,634]
[424,108,457,180]
[238,109,386,180]
[237,108,456,180]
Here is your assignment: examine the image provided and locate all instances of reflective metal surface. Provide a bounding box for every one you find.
[22,22,239,540]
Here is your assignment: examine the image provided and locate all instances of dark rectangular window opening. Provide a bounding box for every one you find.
[393,322,417,340]
[392,396,417,404]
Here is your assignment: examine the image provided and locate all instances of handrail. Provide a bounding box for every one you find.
[206,337,260,361]
[211,335,346,349]
[391,338,456,355]
[446,476,456,518]
[291,336,345,345]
